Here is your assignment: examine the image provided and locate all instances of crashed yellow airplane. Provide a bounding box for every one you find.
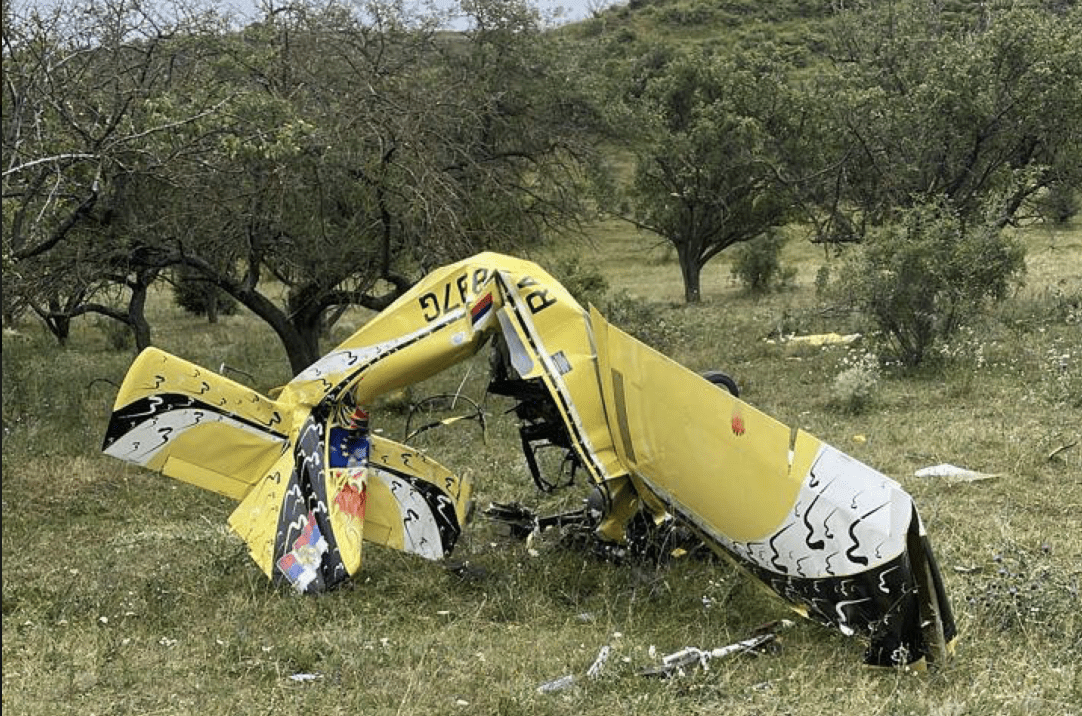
[102,252,955,667]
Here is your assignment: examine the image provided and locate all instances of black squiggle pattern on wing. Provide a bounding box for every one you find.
[846,502,888,566]
[769,524,793,573]
[102,393,288,450]
[804,493,825,550]
[823,507,838,539]
[375,465,463,557]
[682,505,956,666]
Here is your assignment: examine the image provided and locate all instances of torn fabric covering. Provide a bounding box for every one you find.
[102,252,955,664]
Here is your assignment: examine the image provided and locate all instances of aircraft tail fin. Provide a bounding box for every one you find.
[102,347,290,500]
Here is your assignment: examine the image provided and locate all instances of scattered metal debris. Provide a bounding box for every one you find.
[1047,440,1078,461]
[586,645,611,679]
[640,635,777,678]
[640,620,795,678]
[536,674,575,693]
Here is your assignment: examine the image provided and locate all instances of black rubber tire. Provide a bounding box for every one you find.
[700,370,739,397]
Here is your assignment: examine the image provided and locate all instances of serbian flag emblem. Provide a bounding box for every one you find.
[471,293,494,328]
[276,512,329,593]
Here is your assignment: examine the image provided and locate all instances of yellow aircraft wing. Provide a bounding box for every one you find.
[590,307,955,667]
[102,347,290,499]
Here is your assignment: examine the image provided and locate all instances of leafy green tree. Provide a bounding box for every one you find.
[611,47,803,303]
[172,267,238,323]
[2,0,233,345]
[842,200,1025,367]
[1033,184,1080,225]
[154,0,604,374]
[810,1,1082,237]
[803,2,1078,367]
[5,0,604,374]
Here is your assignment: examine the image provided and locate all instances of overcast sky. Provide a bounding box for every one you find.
[15,0,612,29]
[223,0,607,26]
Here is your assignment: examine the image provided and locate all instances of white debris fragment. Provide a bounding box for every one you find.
[537,674,574,693]
[663,647,708,670]
[586,645,611,679]
[289,673,322,682]
[914,464,999,482]
[642,633,778,678]
[768,332,862,347]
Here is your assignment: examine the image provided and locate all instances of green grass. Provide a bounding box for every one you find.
[4,217,1081,715]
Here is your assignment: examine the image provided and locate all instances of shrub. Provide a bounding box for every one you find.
[730,230,796,294]
[172,267,238,322]
[601,288,688,351]
[814,264,832,298]
[840,201,1025,367]
[828,350,879,414]
[660,1,719,27]
[1033,183,1080,225]
[550,255,610,309]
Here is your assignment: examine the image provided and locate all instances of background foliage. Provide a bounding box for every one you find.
[5,0,1080,366]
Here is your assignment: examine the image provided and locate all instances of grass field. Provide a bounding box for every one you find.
[3,218,1080,715]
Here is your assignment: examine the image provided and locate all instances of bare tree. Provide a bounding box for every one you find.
[2,0,232,341]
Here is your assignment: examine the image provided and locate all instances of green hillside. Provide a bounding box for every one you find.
[560,0,834,65]
[563,0,1072,64]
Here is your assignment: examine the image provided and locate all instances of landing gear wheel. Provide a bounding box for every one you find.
[700,370,739,397]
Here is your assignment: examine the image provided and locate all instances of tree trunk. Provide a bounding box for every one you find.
[51,317,72,347]
[41,298,72,346]
[127,268,158,352]
[277,330,320,376]
[286,287,327,375]
[206,292,219,324]
[291,315,324,374]
[677,248,703,304]
[228,285,321,376]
